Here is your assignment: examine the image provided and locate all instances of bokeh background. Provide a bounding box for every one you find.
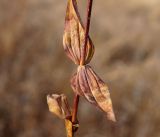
[0,0,160,137]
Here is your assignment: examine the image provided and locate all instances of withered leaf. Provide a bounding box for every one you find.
[71,65,116,122]
[63,0,94,65]
[47,94,71,119]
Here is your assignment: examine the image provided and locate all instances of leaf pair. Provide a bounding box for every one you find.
[63,0,94,65]
[63,0,116,122]
[71,65,116,122]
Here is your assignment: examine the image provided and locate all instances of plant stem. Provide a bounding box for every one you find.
[72,94,80,136]
[71,0,94,136]
[72,94,80,123]
[80,0,93,66]
[65,119,73,137]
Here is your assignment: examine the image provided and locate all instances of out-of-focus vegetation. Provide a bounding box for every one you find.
[0,0,160,137]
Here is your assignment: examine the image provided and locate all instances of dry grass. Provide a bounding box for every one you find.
[0,0,160,137]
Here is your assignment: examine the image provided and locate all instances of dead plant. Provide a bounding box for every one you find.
[47,0,116,136]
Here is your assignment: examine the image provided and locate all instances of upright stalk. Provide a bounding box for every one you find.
[72,94,79,124]
[72,0,94,136]
[72,94,80,136]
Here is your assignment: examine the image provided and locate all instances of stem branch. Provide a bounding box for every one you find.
[72,94,80,136]
[72,94,80,123]
[80,0,93,65]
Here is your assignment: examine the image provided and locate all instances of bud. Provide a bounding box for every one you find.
[47,94,71,119]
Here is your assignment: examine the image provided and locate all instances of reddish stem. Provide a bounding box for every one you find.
[80,0,93,65]
[72,94,80,136]
[72,94,80,123]
[72,0,94,136]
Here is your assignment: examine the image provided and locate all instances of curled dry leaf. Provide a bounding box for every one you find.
[47,94,71,119]
[63,0,94,65]
[71,65,116,122]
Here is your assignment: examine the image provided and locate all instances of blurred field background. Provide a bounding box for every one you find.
[0,0,160,137]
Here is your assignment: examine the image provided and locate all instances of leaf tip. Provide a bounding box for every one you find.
[107,111,117,122]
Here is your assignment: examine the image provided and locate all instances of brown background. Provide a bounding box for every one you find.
[0,0,160,137]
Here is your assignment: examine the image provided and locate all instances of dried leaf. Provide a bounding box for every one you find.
[71,65,116,122]
[47,94,71,119]
[63,0,94,65]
